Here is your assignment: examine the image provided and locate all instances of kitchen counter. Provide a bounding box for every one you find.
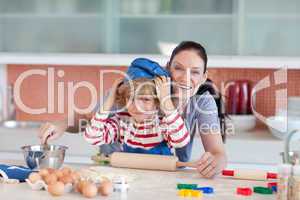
[0,160,276,200]
[0,52,299,69]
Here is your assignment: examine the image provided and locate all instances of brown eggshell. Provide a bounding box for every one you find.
[28,172,42,184]
[38,169,49,178]
[48,181,65,196]
[61,167,72,176]
[98,181,113,196]
[44,173,58,185]
[76,180,89,194]
[70,171,81,182]
[54,170,64,179]
[82,182,98,198]
[59,175,73,185]
[46,168,56,174]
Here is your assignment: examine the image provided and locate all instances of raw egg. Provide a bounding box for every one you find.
[48,181,65,196]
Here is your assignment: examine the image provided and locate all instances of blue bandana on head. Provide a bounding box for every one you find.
[125,58,170,81]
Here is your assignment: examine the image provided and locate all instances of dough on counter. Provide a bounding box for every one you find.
[78,166,137,183]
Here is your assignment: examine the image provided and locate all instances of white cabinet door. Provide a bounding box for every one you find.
[243,0,300,56]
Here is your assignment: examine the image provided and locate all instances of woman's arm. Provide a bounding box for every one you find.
[197,132,227,178]
[38,112,92,144]
[193,93,227,178]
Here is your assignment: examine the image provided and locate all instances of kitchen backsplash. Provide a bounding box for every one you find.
[209,68,299,116]
[6,65,300,126]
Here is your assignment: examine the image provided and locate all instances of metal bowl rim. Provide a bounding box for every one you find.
[21,144,68,151]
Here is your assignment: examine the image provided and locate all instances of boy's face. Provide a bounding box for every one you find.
[127,95,158,123]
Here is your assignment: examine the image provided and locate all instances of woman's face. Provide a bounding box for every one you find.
[168,50,207,99]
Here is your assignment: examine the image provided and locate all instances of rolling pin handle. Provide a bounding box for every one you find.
[91,154,110,163]
[176,161,197,168]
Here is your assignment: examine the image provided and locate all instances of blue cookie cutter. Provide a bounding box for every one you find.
[195,187,214,194]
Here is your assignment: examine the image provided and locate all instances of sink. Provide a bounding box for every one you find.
[0,120,42,129]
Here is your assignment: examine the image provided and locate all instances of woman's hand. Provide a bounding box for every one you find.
[38,121,67,144]
[154,76,175,115]
[196,152,225,178]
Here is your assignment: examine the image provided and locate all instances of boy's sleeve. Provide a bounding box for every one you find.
[84,112,120,146]
[162,110,190,148]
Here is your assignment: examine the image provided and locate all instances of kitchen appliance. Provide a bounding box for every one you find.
[226,80,252,115]
[225,80,256,132]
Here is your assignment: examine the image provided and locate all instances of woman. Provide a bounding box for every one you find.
[38,41,227,178]
[165,41,227,178]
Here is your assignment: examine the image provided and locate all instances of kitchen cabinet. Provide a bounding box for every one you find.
[0,16,3,51]
[0,0,107,53]
[0,0,299,56]
[243,0,300,56]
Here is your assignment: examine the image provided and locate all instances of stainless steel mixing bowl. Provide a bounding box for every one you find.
[21,144,68,170]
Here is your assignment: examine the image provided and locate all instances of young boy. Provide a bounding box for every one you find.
[84,58,190,155]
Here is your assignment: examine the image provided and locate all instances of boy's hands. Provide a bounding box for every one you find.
[108,78,124,101]
[100,78,124,113]
[154,76,175,115]
[154,76,171,101]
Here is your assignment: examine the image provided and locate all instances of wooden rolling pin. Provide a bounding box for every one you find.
[91,152,279,181]
[222,169,277,181]
[91,152,196,171]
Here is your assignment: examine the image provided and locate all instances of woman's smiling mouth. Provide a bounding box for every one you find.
[176,83,193,90]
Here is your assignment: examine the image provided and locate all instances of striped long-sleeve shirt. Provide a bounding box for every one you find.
[84,110,190,150]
